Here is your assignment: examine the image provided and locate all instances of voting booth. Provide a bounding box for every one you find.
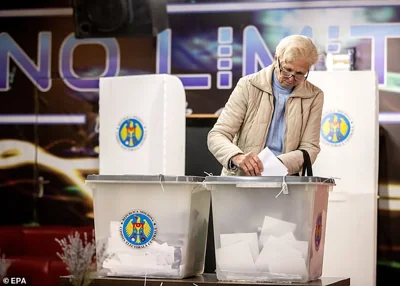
[204,176,335,283]
[99,74,186,176]
[308,71,379,286]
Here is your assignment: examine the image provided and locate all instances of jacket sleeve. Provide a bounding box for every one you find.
[207,78,249,169]
[277,91,324,175]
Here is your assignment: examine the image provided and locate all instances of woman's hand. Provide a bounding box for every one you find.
[232,152,264,176]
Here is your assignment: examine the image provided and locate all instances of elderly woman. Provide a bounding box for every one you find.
[208,35,323,176]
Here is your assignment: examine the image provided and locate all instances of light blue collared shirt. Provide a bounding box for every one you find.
[265,72,293,156]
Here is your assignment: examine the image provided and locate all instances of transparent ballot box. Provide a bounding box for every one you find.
[86,175,211,279]
[204,176,335,283]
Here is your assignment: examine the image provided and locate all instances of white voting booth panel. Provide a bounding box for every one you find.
[308,71,379,286]
[99,74,186,176]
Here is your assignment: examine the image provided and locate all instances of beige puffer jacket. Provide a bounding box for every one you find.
[207,64,324,176]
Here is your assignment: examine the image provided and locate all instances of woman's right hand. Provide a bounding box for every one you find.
[232,152,264,176]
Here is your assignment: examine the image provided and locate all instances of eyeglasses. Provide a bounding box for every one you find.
[278,58,309,81]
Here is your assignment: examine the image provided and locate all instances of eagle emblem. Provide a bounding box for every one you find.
[315,212,323,251]
[321,112,352,145]
[118,118,144,149]
[120,210,156,248]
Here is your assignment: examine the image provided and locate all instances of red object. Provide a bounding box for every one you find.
[0,225,94,286]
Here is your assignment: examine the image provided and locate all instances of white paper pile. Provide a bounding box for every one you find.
[216,216,309,278]
[102,221,183,277]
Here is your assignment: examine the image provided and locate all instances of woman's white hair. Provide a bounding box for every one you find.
[275,35,319,67]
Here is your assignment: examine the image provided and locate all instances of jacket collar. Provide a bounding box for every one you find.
[248,64,315,99]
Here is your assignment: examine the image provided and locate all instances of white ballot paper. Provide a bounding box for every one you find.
[257,147,288,176]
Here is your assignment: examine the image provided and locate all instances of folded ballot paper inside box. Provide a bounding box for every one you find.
[216,217,309,282]
[206,175,335,283]
[101,221,184,277]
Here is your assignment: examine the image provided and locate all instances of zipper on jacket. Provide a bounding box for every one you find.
[283,97,292,153]
[261,94,275,149]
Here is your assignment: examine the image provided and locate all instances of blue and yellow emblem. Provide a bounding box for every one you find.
[315,212,323,251]
[120,210,156,248]
[118,117,144,149]
[321,111,352,145]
